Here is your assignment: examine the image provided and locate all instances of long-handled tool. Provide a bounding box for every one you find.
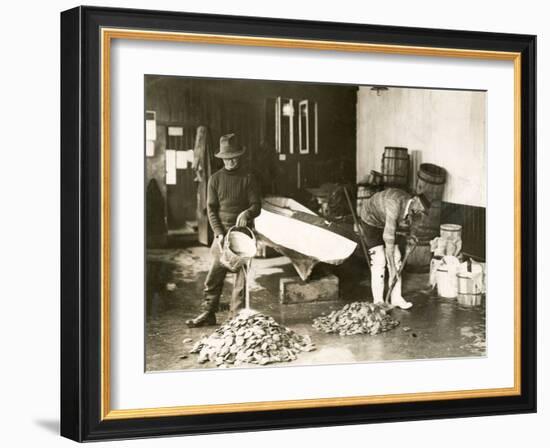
[343,186,371,266]
[384,236,418,304]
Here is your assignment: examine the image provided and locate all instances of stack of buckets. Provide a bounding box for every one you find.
[433,224,484,307]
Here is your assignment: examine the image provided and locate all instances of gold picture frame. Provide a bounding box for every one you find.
[61,6,536,441]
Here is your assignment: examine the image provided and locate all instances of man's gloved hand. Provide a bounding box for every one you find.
[236,211,248,228]
[407,234,419,247]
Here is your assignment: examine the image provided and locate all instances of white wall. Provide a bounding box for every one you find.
[0,1,546,448]
[357,87,487,207]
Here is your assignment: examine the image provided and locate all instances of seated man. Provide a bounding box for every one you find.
[186,133,261,327]
[360,188,430,309]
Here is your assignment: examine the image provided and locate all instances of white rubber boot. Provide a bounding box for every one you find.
[390,246,413,310]
[368,245,386,304]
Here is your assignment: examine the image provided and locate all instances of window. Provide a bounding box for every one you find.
[275,97,294,154]
[273,97,318,156]
[298,100,318,155]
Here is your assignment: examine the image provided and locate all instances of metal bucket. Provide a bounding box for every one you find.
[436,266,458,298]
[440,223,462,240]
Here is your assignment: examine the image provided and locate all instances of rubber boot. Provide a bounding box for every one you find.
[368,245,386,304]
[390,276,413,310]
[390,246,413,310]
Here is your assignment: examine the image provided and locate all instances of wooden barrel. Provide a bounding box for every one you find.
[416,163,446,201]
[457,273,483,306]
[367,170,384,186]
[404,238,432,273]
[411,200,442,240]
[382,147,409,187]
[406,200,442,272]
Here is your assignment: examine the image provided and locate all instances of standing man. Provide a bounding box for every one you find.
[186,134,261,327]
[360,188,430,309]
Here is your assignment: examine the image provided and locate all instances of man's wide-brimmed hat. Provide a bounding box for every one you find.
[215,133,246,159]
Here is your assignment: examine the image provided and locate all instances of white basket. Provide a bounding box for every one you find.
[220,226,257,272]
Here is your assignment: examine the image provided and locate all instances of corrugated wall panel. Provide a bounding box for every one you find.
[441,202,486,260]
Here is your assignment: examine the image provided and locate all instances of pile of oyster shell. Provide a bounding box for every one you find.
[190,312,315,367]
[312,302,399,336]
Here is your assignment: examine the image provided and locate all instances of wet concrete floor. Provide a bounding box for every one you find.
[146,246,486,372]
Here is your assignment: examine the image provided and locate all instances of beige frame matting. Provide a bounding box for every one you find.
[100,28,522,420]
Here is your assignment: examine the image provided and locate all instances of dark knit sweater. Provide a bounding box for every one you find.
[206,166,261,236]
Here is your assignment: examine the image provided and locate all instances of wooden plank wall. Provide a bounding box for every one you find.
[145,76,358,235]
[441,202,486,260]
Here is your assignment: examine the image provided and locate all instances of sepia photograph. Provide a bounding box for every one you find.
[144,75,487,372]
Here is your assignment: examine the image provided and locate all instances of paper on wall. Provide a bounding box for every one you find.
[146,119,156,140]
[168,126,183,136]
[176,149,194,169]
[165,149,176,185]
[145,140,155,157]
